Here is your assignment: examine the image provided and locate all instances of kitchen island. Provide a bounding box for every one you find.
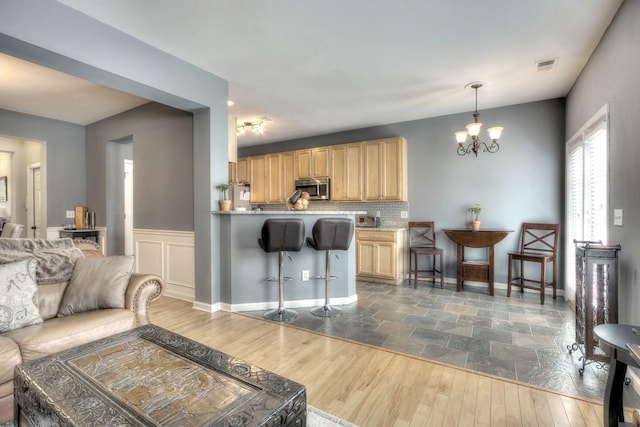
[213,210,363,312]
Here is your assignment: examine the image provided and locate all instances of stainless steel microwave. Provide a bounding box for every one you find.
[294,177,330,200]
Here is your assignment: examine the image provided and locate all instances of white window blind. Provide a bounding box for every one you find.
[565,106,608,299]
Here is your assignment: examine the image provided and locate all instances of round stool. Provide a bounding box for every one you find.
[258,218,305,321]
[306,218,354,317]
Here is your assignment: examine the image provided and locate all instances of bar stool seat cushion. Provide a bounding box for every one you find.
[258,219,305,253]
[306,218,354,251]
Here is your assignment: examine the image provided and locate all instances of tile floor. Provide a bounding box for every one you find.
[245,279,640,406]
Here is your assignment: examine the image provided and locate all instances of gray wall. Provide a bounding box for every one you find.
[566,0,640,324]
[0,2,228,305]
[86,102,193,255]
[241,99,566,285]
[0,108,86,227]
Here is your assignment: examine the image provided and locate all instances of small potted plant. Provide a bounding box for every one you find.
[468,204,482,231]
[215,182,233,212]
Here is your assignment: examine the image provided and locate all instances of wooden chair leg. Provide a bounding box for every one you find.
[519,259,524,292]
[413,252,418,289]
[552,260,557,299]
[439,252,444,289]
[432,254,436,284]
[507,254,513,297]
[408,249,413,285]
[540,261,546,304]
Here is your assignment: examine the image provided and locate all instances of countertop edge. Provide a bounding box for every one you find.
[212,210,367,215]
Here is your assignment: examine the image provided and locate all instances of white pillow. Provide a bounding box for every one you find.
[0,258,43,332]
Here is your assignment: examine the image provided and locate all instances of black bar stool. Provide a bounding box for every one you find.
[306,218,354,317]
[258,218,305,321]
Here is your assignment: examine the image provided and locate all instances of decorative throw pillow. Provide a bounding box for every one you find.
[0,258,43,332]
[57,256,135,316]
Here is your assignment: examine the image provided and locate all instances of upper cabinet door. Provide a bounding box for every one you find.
[295,147,329,179]
[363,137,407,201]
[330,143,362,201]
[249,155,267,203]
[295,149,312,179]
[281,151,296,200]
[235,157,249,183]
[266,153,282,203]
[312,147,329,178]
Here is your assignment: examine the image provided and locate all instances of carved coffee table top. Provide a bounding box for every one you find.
[14,324,306,426]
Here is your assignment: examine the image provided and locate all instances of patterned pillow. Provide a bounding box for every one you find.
[0,258,43,333]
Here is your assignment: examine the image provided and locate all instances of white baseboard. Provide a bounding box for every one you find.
[417,276,565,297]
[202,293,359,313]
[192,300,221,313]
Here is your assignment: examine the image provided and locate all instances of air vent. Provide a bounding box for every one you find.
[535,57,558,72]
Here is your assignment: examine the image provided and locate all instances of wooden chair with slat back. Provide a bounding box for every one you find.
[507,222,560,304]
[408,221,444,289]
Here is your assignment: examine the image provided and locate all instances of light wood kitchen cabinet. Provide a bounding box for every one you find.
[238,153,293,203]
[356,229,406,285]
[295,147,329,178]
[363,137,407,201]
[266,153,282,203]
[281,151,296,199]
[228,161,236,183]
[249,155,267,203]
[235,157,249,183]
[330,143,363,201]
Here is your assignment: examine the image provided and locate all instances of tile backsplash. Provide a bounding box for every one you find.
[258,200,409,226]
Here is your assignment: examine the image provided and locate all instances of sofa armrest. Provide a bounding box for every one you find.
[125,273,164,326]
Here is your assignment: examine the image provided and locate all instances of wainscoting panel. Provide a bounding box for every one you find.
[134,229,195,302]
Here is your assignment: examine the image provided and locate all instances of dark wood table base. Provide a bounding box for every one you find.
[594,324,640,427]
[444,229,512,296]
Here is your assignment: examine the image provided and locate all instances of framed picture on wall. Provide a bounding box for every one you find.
[0,176,6,202]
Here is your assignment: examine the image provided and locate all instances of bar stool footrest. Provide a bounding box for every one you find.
[266,277,293,282]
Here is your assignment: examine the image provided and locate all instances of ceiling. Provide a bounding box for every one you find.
[0,52,149,125]
[2,1,624,147]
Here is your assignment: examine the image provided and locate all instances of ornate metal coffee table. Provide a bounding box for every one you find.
[14,324,306,426]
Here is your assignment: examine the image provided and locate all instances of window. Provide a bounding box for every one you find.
[565,105,609,301]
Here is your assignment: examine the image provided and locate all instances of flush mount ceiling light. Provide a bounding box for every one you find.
[454,81,504,157]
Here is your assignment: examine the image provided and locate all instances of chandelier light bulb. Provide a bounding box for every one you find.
[455,131,468,144]
[465,122,482,137]
[487,126,503,141]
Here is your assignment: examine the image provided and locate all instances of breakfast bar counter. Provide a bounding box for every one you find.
[213,210,362,312]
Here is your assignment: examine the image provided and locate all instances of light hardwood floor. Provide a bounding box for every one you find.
[150,297,629,426]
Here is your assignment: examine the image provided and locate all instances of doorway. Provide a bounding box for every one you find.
[27,163,42,238]
[0,137,46,236]
[124,159,134,255]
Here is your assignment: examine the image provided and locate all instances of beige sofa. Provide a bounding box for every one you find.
[0,239,164,424]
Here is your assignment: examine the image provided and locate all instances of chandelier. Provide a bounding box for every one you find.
[454,82,503,157]
[236,120,264,136]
